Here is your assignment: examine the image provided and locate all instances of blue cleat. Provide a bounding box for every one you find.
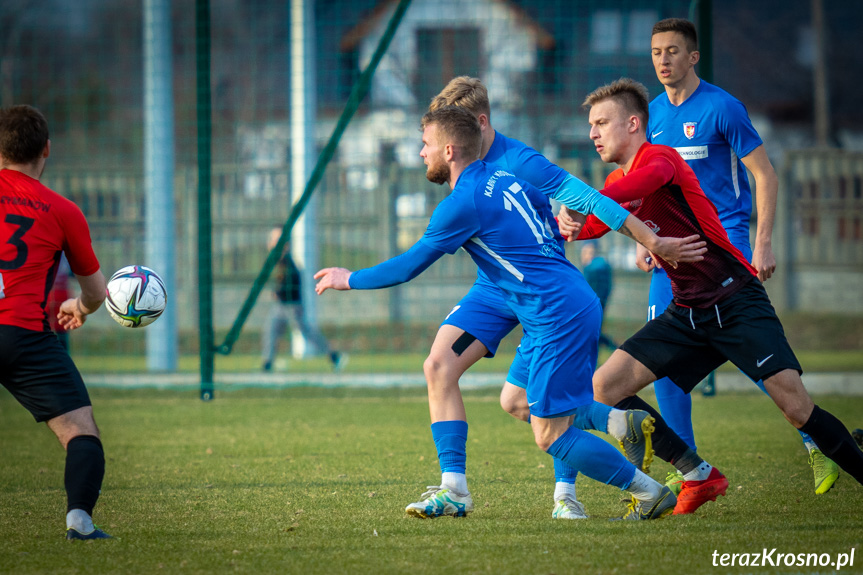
[66,527,113,540]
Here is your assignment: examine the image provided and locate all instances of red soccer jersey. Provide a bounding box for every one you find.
[0,169,100,331]
[579,143,757,307]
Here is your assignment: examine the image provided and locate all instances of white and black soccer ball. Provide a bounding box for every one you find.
[105,265,167,328]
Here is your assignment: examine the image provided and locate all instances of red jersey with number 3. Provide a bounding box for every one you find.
[578,143,757,307]
[0,169,100,331]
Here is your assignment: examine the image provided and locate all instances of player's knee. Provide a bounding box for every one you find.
[422,353,443,381]
[499,392,515,415]
[592,370,612,402]
[423,353,458,389]
[58,425,100,450]
[763,371,814,428]
[780,403,812,429]
[499,387,529,421]
[532,430,555,452]
[49,408,100,449]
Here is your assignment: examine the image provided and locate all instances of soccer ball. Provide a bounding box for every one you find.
[105,265,167,328]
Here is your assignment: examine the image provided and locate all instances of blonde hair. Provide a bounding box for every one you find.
[421,106,482,162]
[428,76,491,122]
[582,78,650,129]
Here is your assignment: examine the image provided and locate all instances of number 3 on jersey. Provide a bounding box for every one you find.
[0,214,36,298]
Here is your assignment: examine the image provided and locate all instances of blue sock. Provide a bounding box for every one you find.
[750,377,815,445]
[553,455,577,483]
[653,376,697,451]
[431,420,468,473]
[572,401,612,433]
[546,427,635,489]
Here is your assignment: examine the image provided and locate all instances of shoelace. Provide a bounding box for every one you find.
[665,471,684,485]
[808,452,826,474]
[558,497,585,515]
[419,486,443,500]
[621,499,641,519]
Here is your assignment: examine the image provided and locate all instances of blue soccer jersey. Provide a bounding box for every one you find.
[484,131,567,204]
[647,80,762,242]
[421,161,600,414]
[453,131,570,350]
[441,131,628,356]
[422,162,597,325]
[646,81,768,451]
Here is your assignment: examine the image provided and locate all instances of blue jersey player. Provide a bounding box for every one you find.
[644,18,839,494]
[315,106,709,520]
[422,77,623,519]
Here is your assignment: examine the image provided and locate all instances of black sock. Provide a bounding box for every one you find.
[800,405,863,485]
[65,435,105,515]
[613,396,702,470]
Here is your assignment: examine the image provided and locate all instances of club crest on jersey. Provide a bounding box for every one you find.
[683,122,697,140]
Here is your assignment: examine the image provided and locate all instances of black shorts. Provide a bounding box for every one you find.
[0,325,91,422]
[620,280,802,393]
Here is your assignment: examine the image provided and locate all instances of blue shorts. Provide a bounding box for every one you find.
[648,233,752,319]
[441,279,518,357]
[507,301,601,418]
[505,343,530,389]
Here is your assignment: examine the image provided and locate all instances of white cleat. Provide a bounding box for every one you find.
[405,486,474,518]
[552,496,588,519]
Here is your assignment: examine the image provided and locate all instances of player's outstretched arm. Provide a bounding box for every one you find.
[315,242,446,296]
[314,267,352,294]
[57,269,107,331]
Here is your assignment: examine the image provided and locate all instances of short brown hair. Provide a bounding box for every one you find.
[582,78,650,129]
[428,76,491,122]
[652,18,698,53]
[421,106,482,161]
[0,105,50,165]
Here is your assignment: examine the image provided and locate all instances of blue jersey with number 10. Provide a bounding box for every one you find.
[647,80,762,243]
[420,161,596,331]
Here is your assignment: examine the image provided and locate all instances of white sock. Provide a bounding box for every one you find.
[66,509,94,533]
[607,409,627,441]
[804,441,818,452]
[683,461,713,482]
[553,481,576,502]
[441,472,468,495]
[626,469,662,502]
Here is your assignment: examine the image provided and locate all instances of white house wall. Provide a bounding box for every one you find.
[358,0,542,109]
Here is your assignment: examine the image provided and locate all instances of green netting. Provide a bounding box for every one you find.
[2,1,859,380]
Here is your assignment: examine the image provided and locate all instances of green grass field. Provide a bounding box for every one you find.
[1,387,862,574]
[69,349,863,375]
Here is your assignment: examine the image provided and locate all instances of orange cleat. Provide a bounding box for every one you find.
[673,467,728,515]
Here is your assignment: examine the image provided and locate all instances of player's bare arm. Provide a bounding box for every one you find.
[314,267,353,294]
[556,205,586,240]
[58,270,106,331]
[741,145,778,281]
[617,214,706,268]
[634,242,657,272]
